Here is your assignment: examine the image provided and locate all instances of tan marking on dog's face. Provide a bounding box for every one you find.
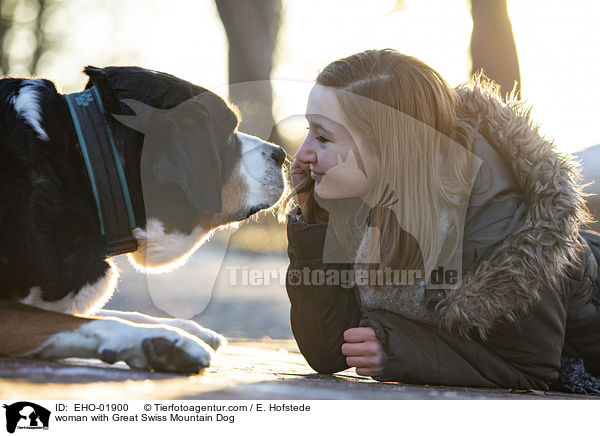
[195,159,249,230]
[129,133,285,273]
[218,160,250,221]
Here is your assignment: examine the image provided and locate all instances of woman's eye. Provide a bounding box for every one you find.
[316,135,330,144]
[305,127,330,144]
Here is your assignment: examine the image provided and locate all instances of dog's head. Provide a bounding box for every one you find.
[83,66,286,272]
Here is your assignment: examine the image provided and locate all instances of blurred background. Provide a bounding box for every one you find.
[2,0,599,339]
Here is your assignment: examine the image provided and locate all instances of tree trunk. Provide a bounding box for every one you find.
[215,0,282,144]
[0,0,15,76]
[0,0,49,77]
[470,0,520,97]
[30,0,48,76]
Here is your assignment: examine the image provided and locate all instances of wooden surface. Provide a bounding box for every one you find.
[0,339,591,400]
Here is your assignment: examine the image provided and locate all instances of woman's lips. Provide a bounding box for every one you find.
[310,170,324,182]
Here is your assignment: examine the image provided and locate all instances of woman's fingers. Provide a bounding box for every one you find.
[346,356,385,377]
[345,355,382,368]
[341,341,379,356]
[290,157,311,187]
[343,327,377,343]
[342,327,387,377]
[355,367,384,377]
[290,158,312,207]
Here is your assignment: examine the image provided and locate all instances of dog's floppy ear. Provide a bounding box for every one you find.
[83,65,106,83]
[83,66,120,114]
[113,97,223,214]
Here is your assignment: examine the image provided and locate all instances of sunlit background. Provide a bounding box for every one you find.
[3,0,600,338]
[3,0,599,152]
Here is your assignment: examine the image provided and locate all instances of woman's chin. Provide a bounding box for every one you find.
[315,183,363,200]
[314,184,337,200]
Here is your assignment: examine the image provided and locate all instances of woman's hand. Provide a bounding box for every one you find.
[342,327,388,377]
[289,157,311,207]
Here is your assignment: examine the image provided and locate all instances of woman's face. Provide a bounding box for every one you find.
[296,85,378,200]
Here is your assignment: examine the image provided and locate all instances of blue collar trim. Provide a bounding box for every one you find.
[64,86,137,256]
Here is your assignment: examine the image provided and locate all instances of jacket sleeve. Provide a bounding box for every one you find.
[563,231,600,376]
[286,209,362,374]
[361,284,567,390]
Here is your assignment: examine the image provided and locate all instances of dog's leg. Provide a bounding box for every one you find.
[0,301,213,373]
[93,309,226,350]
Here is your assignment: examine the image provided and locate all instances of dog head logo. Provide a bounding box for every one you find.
[113,91,238,216]
[112,88,287,319]
[3,402,50,433]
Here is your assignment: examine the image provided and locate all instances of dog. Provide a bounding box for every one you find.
[0,66,286,373]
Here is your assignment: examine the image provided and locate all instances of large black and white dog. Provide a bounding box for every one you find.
[0,66,286,373]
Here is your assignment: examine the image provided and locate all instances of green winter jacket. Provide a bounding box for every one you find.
[285,80,600,390]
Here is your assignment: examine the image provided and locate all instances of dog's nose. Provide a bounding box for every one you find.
[270,145,286,166]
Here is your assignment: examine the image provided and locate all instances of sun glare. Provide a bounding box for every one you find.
[30,0,600,154]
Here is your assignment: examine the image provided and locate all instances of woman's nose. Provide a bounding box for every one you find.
[296,138,317,164]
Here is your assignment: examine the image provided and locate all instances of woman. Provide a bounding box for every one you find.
[285,49,600,393]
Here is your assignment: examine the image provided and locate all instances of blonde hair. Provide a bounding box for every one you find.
[288,49,480,277]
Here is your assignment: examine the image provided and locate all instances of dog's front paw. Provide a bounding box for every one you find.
[163,319,227,351]
[140,336,211,373]
[96,322,214,373]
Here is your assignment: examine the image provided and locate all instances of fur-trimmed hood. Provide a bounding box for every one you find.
[437,77,591,338]
[355,76,591,339]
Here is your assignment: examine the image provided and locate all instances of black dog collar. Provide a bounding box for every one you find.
[64,86,138,257]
